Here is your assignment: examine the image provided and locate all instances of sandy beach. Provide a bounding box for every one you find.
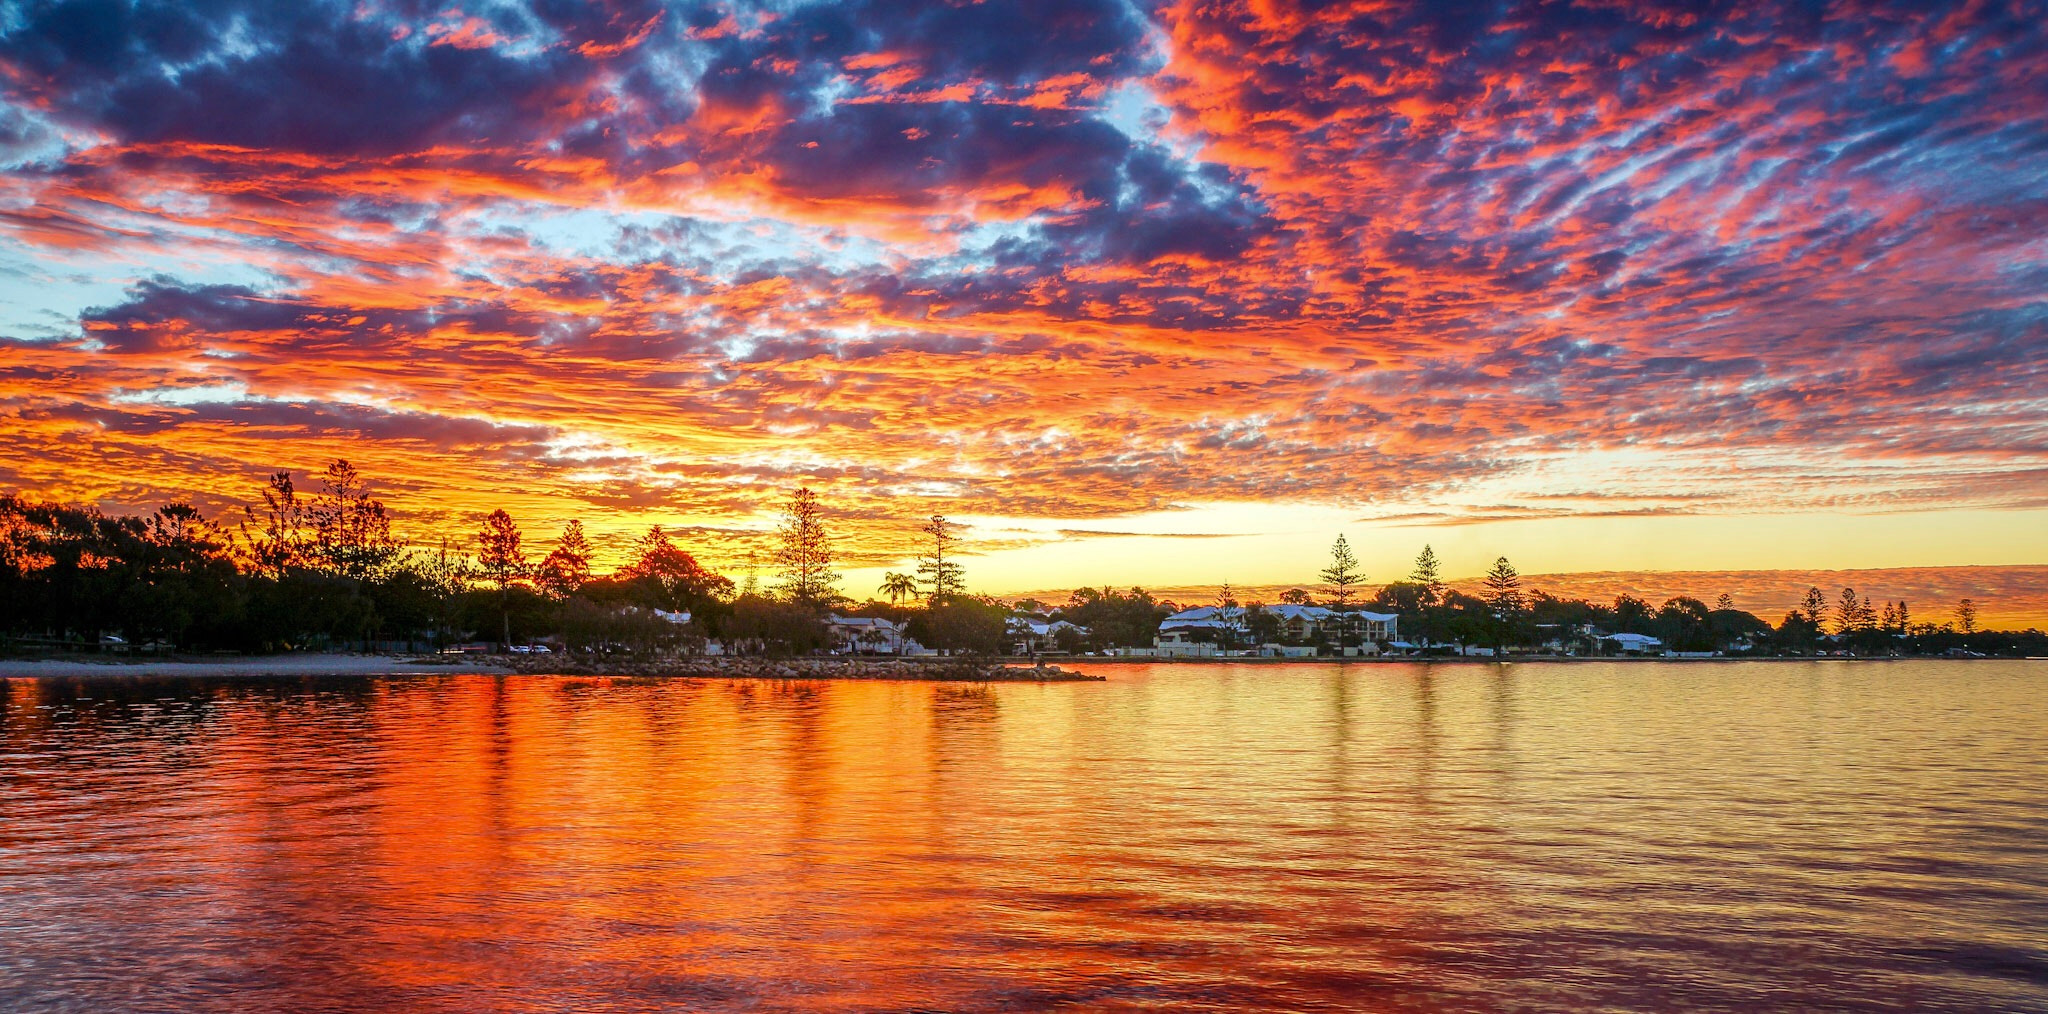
[0,653,513,679]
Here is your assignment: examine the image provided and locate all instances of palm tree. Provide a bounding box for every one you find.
[880,571,919,606]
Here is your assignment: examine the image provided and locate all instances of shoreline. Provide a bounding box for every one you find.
[4,652,2028,682]
[0,653,1104,682]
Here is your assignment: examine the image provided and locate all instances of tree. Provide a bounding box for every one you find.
[1320,534,1364,607]
[1657,596,1714,652]
[1612,594,1654,633]
[307,459,399,581]
[879,571,920,606]
[475,510,527,648]
[719,594,829,656]
[1775,609,1820,652]
[1059,587,1168,648]
[1214,581,1243,653]
[475,510,527,590]
[1243,602,1281,645]
[537,520,593,598]
[907,595,1009,655]
[1715,593,1734,612]
[1835,587,1875,636]
[917,515,966,602]
[1482,556,1524,648]
[242,471,306,578]
[1410,545,1445,605]
[418,536,474,647]
[773,487,838,605]
[1802,587,1828,628]
[1956,598,1978,634]
[1278,587,1313,605]
[620,526,735,613]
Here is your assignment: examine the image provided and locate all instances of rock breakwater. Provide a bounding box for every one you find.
[504,655,1102,681]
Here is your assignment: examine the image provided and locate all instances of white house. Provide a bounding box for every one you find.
[826,615,931,655]
[1601,632,1664,655]
[1156,606,1242,656]
[1154,628,1220,657]
[1157,604,1398,653]
[1007,616,1087,654]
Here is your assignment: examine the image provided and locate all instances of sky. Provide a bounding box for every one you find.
[1,0,2046,616]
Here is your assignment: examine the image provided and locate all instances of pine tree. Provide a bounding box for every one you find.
[1955,598,1977,634]
[917,515,966,602]
[1483,557,1524,616]
[1410,545,1445,605]
[1215,581,1241,652]
[536,520,592,597]
[1320,534,1364,607]
[1803,587,1828,627]
[773,487,839,605]
[1715,593,1734,612]
[242,471,306,579]
[308,459,399,581]
[1482,556,1523,650]
[1835,587,1862,635]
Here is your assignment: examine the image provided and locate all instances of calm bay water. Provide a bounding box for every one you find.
[3,660,2045,1012]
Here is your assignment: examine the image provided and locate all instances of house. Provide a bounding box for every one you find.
[1156,606,1242,656]
[1007,616,1088,654]
[1157,604,1399,653]
[1154,628,1219,657]
[826,615,928,655]
[1600,632,1664,656]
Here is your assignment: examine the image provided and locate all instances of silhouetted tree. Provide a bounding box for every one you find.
[879,571,919,606]
[1482,556,1524,649]
[773,487,838,605]
[917,515,965,602]
[308,459,400,581]
[1320,534,1364,607]
[1410,545,1445,605]
[1058,587,1168,648]
[242,471,306,579]
[616,526,734,614]
[1956,598,1978,634]
[475,509,528,647]
[1803,587,1828,628]
[1612,594,1654,634]
[536,520,592,597]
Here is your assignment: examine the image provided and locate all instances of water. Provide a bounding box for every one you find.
[3,661,2045,1012]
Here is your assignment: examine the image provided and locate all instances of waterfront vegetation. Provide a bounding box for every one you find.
[2,466,2042,660]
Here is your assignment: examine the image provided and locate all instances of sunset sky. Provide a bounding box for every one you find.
[2,1,2045,615]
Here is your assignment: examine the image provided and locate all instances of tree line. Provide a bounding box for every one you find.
[1151,536,2036,657]
[0,463,1012,656]
[2,476,2037,658]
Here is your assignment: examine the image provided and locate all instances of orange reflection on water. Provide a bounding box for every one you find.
[3,662,2047,1012]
